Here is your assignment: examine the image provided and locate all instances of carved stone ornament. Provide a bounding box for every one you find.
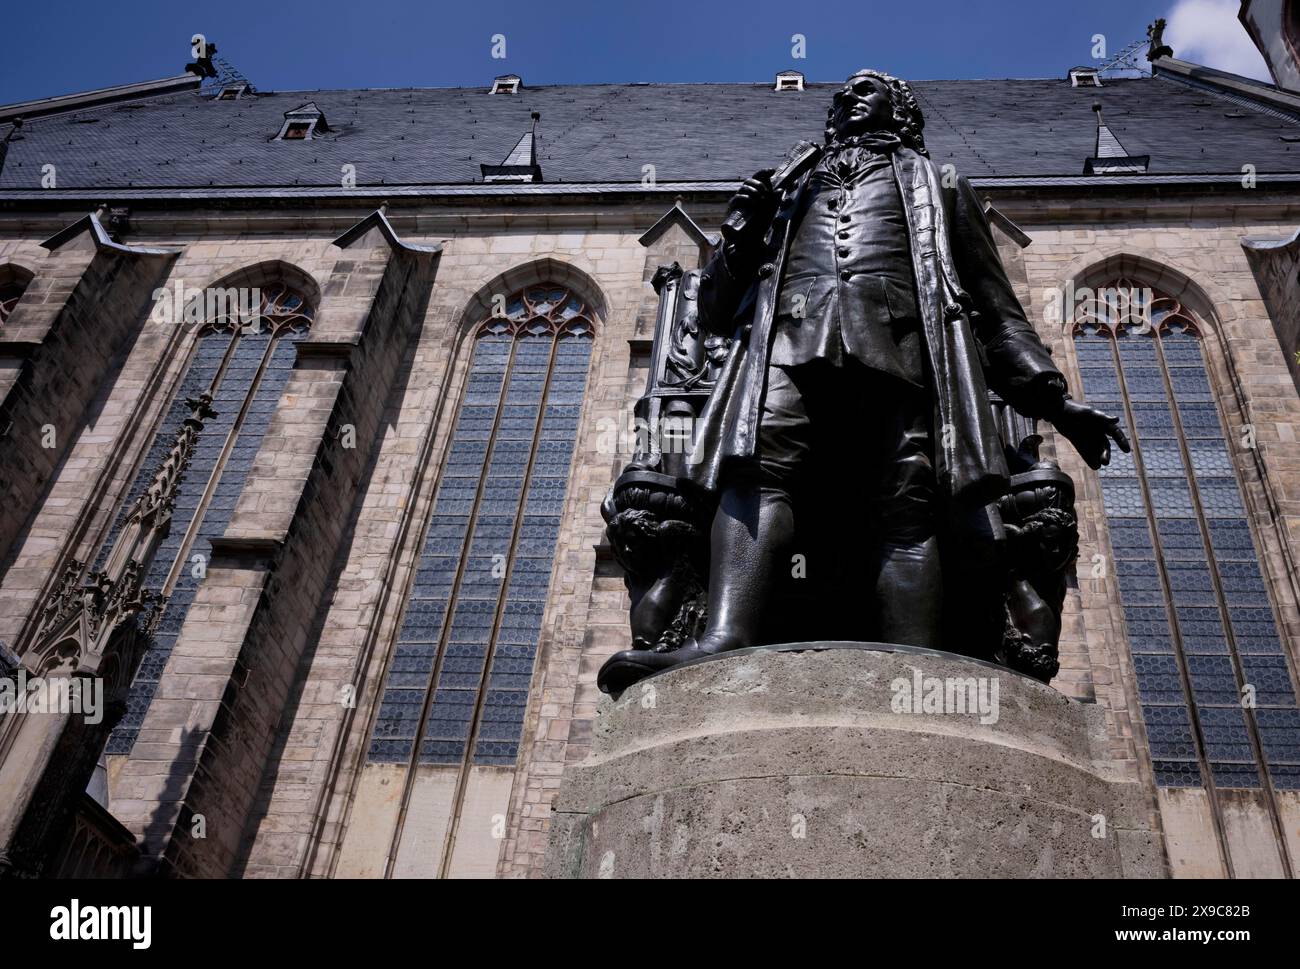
[24,392,216,683]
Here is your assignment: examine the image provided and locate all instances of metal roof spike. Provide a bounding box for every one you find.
[1084,99,1150,174]
[482,114,542,183]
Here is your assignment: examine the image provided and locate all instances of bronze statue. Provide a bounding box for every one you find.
[599,71,1128,694]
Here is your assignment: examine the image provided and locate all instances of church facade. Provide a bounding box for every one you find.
[1,21,1299,879]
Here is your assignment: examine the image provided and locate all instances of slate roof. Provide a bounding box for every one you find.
[3,73,1300,191]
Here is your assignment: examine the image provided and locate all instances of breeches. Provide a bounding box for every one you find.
[756,361,937,545]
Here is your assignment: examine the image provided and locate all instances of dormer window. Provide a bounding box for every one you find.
[216,82,248,101]
[775,70,805,92]
[491,74,521,94]
[1069,67,1102,87]
[275,102,328,141]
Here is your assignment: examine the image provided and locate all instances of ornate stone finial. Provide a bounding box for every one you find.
[26,390,216,677]
[185,38,219,79]
[128,391,216,526]
[106,206,131,239]
[1147,18,1174,61]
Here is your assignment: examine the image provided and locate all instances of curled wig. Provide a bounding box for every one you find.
[825,69,928,157]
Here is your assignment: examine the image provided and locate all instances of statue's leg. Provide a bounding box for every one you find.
[872,383,943,648]
[694,364,806,653]
[942,501,1009,661]
[594,366,809,692]
[692,478,794,653]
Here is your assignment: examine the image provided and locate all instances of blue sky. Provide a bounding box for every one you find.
[0,0,1270,104]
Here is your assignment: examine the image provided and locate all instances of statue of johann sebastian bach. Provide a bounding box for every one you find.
[598,71,1129,692]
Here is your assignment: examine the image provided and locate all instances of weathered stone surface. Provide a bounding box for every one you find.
[546,644,1165,878]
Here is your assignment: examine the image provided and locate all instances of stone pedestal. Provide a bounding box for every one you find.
[545,644,1165,878]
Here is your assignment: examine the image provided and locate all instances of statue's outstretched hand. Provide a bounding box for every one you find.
[1051,400,1131,469]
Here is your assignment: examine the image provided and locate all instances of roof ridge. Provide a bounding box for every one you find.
[1154,60,1300,125]
[0,75,201,124]
[71,76,1094,99]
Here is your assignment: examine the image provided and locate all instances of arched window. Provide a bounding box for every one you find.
[0,265,33,329]
[103,283,315,754]
[368,284,595,767]
[1072,279,1299,792]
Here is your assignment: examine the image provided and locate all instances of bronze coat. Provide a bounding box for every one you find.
[689,144,1066,507]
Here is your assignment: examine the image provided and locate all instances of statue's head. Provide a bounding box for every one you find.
[826,70,927,155]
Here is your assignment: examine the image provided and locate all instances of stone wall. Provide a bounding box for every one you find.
[0,226,175,581]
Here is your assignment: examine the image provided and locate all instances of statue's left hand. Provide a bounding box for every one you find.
[1051,400,1131,469]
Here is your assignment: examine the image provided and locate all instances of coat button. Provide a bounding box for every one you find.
[944,301,963,319]
[827,198,839,209]
[758,263,775,278]
[840,215,851,223]
[840,270,852,280]
[838,230,849,239]
[837,248,850,257]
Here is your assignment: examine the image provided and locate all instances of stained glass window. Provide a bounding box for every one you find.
[104,284,314,754]
[1073,279,1300,791]
[369,285,594,767]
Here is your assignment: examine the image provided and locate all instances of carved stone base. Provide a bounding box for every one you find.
[545,644,1165,878]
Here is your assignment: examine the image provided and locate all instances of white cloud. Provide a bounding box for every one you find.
[1163,0,1273,81]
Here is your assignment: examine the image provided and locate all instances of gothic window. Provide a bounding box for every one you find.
[0,267,33,329]
[103,284,314,754]
[368,284,594,767]
[1072,280,1300,792]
